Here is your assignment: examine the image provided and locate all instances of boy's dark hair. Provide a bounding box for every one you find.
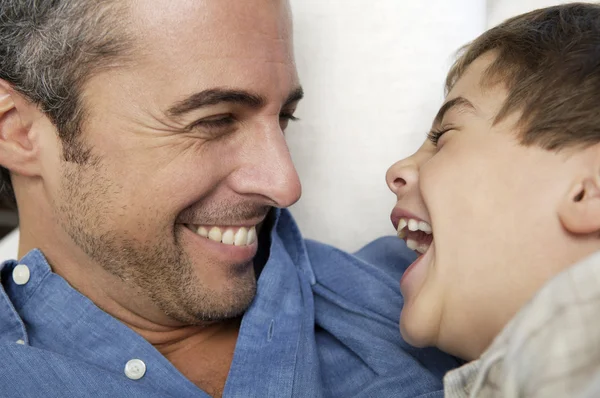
[447,3,600,150]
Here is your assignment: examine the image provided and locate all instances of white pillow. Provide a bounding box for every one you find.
[0,228,19,262]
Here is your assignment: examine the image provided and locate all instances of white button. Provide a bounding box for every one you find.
[15,340,25,345]
[12,264,30,285]
[124,359,146,380]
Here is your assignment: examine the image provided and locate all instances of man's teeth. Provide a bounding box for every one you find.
[198,227,209,238]
[193,225,257,246]
[234,227,248,246]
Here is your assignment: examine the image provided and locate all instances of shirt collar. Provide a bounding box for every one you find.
[443,358,482,397]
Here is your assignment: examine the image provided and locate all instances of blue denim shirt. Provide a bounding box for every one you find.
[0,209,460,397]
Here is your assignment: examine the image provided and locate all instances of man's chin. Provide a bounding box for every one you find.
[167,274,258,325]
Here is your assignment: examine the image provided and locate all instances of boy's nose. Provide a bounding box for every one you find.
[386,146,429,198]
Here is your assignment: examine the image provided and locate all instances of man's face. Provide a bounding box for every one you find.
[386,52,595,359]
[48,0,302,324]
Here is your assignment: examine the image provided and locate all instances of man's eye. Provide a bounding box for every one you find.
[189,112,299,132]
[279,112,299,130]
[280,113,299,122]
[191,115,236,130]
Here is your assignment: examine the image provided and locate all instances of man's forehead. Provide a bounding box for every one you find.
[117,0,298,105]
[125,0,295,76]
[129,0,292,49]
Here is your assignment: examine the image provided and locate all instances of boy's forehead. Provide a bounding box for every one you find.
[444,53,508,122]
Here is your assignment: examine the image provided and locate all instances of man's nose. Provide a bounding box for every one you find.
[231,126,302,208]
[385,153,420,199]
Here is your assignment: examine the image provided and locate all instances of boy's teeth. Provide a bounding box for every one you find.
[418,221,432,234]
[193,225,257,247]
[416,243,430,254]
[397,219,407,239]
[408,219,419,231]
[406,239,418,250]
[396,217,433,254]
[396,217,432,235]
[397,218,408,232]
[397,228,407,239]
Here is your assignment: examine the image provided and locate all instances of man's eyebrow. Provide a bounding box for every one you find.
[167,87,304,117]
[167,89,265,117]
[433,96,476,126]
[284,87,304,107]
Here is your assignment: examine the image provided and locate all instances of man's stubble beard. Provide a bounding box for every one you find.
[54,155,257,325]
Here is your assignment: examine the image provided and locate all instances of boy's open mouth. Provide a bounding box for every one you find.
[396,218,433,254]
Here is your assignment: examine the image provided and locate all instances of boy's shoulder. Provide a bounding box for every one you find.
[446,250,600,397]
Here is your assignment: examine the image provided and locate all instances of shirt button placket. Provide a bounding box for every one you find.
[12,264,30,285]
[124,359,147,380]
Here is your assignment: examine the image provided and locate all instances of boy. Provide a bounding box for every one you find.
[386,3,600,396]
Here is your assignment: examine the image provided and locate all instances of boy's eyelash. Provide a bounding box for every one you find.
[427,128,451,146]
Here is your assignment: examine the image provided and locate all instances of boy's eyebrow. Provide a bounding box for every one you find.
[433,96,476,126]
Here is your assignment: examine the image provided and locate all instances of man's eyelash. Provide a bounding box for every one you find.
[427,128,451,146]
[191,113,299,130]
[195,116,235,129]
[280,113,300,122]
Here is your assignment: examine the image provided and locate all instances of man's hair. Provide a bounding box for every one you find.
[0,0,131,207]
[447,2,600,151]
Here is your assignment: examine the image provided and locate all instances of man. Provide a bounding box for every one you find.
[0,0,459,397]
[386,3,600,396]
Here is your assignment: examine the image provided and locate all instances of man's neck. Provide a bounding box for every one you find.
[23,225,241,397]
[17,205,249,396]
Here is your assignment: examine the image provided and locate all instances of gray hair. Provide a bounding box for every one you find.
[0,0,132,207]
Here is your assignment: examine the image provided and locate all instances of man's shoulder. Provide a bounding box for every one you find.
[354,236,417,276]
[274,209,415,283]
[302,236,462,384]
[304,235,415,292]
[274,209,416,317]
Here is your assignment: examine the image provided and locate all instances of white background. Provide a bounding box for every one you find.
[287,0,585,251]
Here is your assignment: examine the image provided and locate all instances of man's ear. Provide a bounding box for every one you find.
[559,172,600,235]
[0,79,41,177]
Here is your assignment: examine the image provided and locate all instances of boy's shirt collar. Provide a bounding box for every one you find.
[444,250,600,397]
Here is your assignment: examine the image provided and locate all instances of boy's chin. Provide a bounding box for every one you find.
[399,311,435,348]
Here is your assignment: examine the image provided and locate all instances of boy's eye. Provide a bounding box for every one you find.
[427,128,451,146]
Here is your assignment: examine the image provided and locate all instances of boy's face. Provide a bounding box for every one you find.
[386,52,600,360]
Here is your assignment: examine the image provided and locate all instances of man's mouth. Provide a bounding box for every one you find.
[396,218,433,254]
[184,224,257,247]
